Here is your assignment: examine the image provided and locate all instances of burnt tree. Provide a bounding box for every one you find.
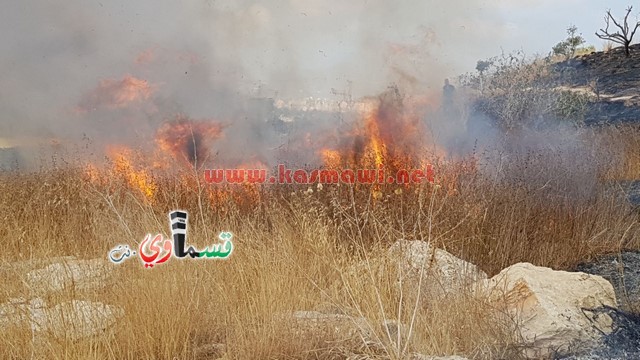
[596,6,640,57]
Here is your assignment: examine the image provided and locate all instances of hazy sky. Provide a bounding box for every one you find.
[495,0,633,56]
[0,0,636,138]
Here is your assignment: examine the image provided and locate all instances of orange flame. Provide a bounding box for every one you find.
[363,108,387,168]
[78,75,156,111]
[156,115,225,166]
[319,87,432,173]
[107,146,157,200]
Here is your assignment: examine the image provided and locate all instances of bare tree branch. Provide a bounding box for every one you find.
[595,6,640,57]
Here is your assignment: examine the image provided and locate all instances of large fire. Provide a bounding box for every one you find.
[317,86,443,173]
[81,85,471,206]
[155,115,225,166]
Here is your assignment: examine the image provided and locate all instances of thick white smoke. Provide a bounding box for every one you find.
[5,0,609,177]
[0,1,515,140]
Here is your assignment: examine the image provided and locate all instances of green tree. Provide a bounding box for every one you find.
[552,25,585,59]
[475,59,493,93]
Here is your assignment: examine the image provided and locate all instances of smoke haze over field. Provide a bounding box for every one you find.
[0,0,635,174]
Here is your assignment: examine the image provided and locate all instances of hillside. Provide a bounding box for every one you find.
[553,43,640,124]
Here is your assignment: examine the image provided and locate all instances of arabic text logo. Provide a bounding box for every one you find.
[108,210,234,268]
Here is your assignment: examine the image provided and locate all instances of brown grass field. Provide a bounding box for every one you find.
[0,125,639,360]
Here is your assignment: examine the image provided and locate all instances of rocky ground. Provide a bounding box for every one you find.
[0,257,123,342]
[576,252,640,311]
[557,306,640,360]
[2,241,637,359]
[562,252,640,359]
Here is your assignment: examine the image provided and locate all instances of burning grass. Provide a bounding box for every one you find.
[1,128,639,359]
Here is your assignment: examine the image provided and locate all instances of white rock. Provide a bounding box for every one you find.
[336,241,486,303]
[0,297,47,330]
[480,263,617,358]
[26,258,113,295]
[388,240,487,297]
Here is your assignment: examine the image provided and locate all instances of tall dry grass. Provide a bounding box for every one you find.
[598,124,640,181]
[0,126,639,359]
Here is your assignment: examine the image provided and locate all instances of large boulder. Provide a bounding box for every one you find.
[388,240,487,295]
[480,263,617,358]
[26,258,113,295]
[0,297,47,330]
[337,240,486,303]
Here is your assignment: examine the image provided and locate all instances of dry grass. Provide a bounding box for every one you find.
[0,127,639,359]
[603,41,615,53]
[598,124,640,180]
